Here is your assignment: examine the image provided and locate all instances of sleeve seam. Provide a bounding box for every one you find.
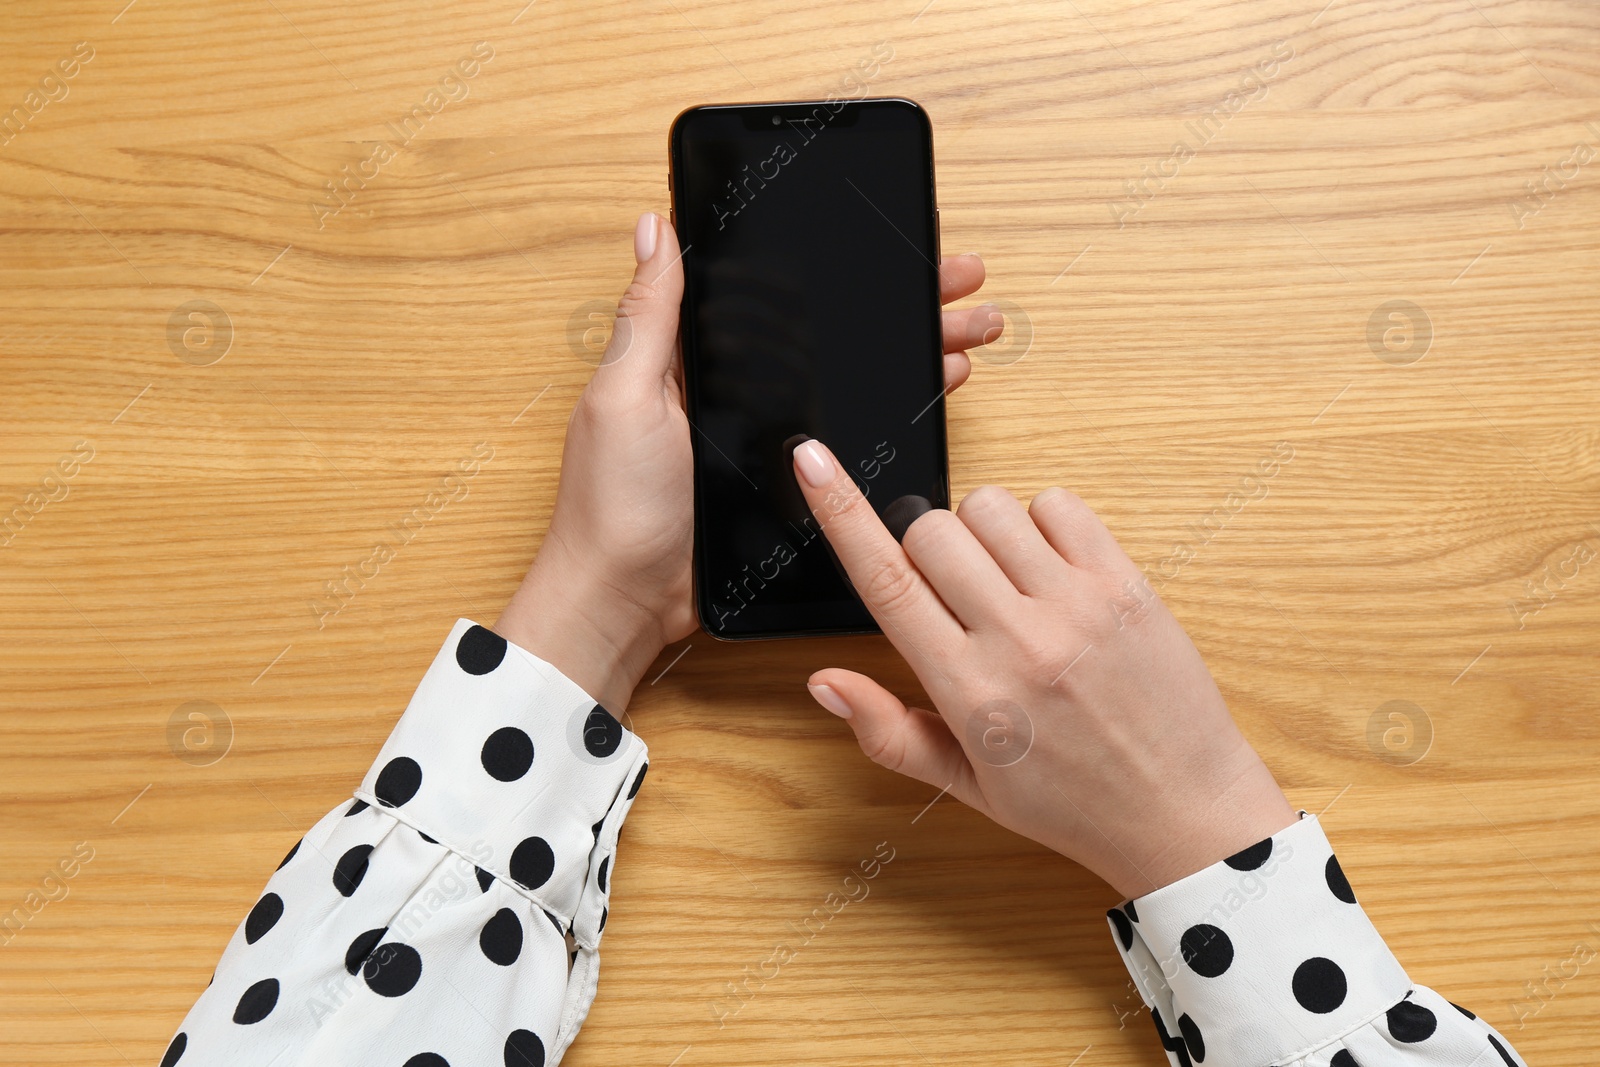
[1272,987,1414,1066]
[351,791,570,924]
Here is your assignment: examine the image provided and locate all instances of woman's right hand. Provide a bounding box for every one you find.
[792,440,1297,899]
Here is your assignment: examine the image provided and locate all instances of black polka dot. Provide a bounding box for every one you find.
[598,856,611,893]
[1330,1051,1360,1067]
[1107,907,1134,950]
[1177,1013,1205,1062]
[345,927,387,975]
[598,906,608,932]
[333,844,374,897]
[1224,838,1273,871]
[583,705,623,758]
[510,837,555,889]
[1386,999,1437,1042]
[543,910,563,933]
[159,1032,186,1067]
[1450,1001,1476,1020]
[481,727,535,782]
[345,799,369,817]
[364,942,423,997]
[504,1029,546,1067]
[403,1055,450,1067]
[1326,855,1356,904]
[1149,1010,1193,1067]
[476,866,494,893]
[1180,924,1234,978]
[457,624,507,675]
[276,839,300,870]
[627,762,648,799]
[480,908,524,966]
[244,893,283,945]
[1124,900,1138,923]
[1292,957,1348,1014]
[591,818,605,841]
[375,757,422,807]
[1488,1034,1516,1066]
[419,831,437,845]
[232,978,279,1024]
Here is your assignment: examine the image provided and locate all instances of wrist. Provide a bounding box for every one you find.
[1116,752,1297,900]
[495,548,665,713]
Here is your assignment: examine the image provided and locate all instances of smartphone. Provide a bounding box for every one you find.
[669,97,948,640]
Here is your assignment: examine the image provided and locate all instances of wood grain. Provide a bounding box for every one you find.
[2,0,1598,1063]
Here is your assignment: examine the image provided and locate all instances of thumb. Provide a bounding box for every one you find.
[806,668,984,813]
[595,211,684,387]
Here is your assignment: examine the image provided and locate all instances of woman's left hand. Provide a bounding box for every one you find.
[498,211,1003,709]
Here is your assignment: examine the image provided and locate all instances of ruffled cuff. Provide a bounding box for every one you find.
[163,619,649,1067]
[355,619,649,949]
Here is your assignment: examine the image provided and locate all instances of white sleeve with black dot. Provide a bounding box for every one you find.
[1105,813,1527,1067]
[156,619,651,1067]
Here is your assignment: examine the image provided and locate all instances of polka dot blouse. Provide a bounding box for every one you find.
[158,621,646,1067]
[1106,816,1528,1066]
[157,619,1526,1067]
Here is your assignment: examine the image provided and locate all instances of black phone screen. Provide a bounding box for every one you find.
[670,98,947,639]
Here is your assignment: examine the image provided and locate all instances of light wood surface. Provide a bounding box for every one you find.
[3,0,1598,1063]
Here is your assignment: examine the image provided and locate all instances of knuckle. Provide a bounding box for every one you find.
[617,279,659,313]
[859,722,905,772]
[573,378,628,419]
[859,555,921,614]
[819,478,868,521]
[1017,635,1063,679]
[569,390,603,428]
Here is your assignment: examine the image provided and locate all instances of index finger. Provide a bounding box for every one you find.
[791,438,963,658]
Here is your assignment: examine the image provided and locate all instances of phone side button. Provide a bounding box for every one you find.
[935,208,942,263]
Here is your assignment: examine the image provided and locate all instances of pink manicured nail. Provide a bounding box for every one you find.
[794,439,834,488]
[807,683,853,719]
[634,211,658,263]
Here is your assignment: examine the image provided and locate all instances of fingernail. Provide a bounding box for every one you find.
[883,495,933,543]
[794,439,835,488]
[807,683,853,719]
[634,211,658,263]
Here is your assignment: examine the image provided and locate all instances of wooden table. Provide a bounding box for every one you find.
[3,0,1597,1063]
